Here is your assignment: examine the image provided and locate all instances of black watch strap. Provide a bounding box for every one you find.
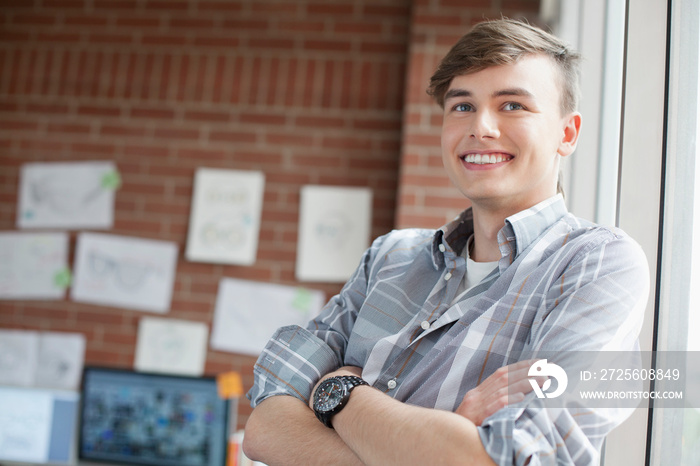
[340,375,369,390]
[313,375,369,428]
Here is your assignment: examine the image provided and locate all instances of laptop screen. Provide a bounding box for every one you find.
[79,367,229,466]
[0,386,79,464]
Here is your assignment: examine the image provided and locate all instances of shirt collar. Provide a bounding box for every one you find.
[431,194,568,269]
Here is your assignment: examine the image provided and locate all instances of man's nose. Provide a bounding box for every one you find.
[470,110,499,139]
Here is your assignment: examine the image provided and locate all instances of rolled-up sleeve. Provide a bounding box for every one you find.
[247,325,342,407]
[247,234,383,407]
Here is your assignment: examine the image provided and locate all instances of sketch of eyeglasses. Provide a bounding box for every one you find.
[88,251,160,291]
[28,175,105,215]
[314,211,352,248]
[198,213,252,250]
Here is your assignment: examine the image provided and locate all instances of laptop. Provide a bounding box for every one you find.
[78,367,229,466]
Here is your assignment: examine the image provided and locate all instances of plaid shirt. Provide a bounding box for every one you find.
[247,195,649,465]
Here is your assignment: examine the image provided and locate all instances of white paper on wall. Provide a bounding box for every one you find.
[0,231,70,300]
[70,232,178,313]
[0,330,86,391]
[0,388,53,462]
[185,168,265,266]
[210,278,326,356]
[0,330,40,386]
[17,161,119,230]
[134,317,209,376]
[295,185,373,283]
[35,332,86,391]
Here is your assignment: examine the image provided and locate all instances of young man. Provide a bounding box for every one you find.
[243,19,649,465]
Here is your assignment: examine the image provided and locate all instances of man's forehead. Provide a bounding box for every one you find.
[444,56,562,100]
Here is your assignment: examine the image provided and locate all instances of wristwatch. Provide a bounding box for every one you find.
[312,375,369,428]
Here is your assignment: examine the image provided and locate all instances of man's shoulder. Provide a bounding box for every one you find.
[372,227,438,250]
[557,213,646,260]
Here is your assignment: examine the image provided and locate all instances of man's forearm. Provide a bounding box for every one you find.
[332,385,497,466]
[242,395,363,466]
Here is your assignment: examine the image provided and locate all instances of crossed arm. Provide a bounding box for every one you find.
[243,361,540,465]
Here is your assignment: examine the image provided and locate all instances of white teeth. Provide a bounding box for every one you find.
[462,153,510,164]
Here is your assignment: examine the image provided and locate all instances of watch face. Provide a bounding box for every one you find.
[314,378,345,413]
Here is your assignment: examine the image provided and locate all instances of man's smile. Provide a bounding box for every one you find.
[460,152,514,165]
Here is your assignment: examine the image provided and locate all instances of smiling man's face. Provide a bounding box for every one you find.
[441,54,581,216]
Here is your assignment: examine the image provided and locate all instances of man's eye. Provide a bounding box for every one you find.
[503,102,523,111]
[453,103,472,112]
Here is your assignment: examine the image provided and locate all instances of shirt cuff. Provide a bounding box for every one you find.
[246,325,342,407]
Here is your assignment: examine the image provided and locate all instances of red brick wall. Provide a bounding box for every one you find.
[397,0,542,228]
[0,0,540,429]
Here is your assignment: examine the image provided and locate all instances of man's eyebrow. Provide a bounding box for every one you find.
[492,88,534,98]
[443,89,471,101]
[443,87,535,101]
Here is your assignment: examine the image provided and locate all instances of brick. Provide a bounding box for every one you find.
[278,20,325,33]
[222,19,268,30]
[252,3,298,14]
[43,0,85,7]
[26,103,70,114]
[65,15,109,26]
[177,147,226,162]
[78,105,121,117]
[321,136,372,151]
[141,35,188,46]
[265,133,314,146]
[115,17,161,27]
[198,1,243,12]
[307,3,354,15]
[153,127,200,140]
[184,110,230,122]
[362,5,411,17]
[0,31,31,41]
[101,124,148,137]
[130,106,176,119]
[231,151,283,166]
[170,18,216,29]
[240,112,286,126]
[93,0,138,8]
[249,38,295,50]
[114,218,163,234]
[296,115,346,129]
[88,33,133,44]
[193,36,240,48]
[124,145,169,158]
[13,14,56,25]
[414,14,463,27]
[145,0,189,10]
[46,122,91,133]
[334,21,383,35]
[209,130,257,144]
[71,142,115,155]
[303,39,352,52]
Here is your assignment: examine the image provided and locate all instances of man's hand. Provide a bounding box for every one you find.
[456,359,546,426]
[309,365,363,410]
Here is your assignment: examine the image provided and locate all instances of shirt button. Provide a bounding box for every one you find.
[387,379,397,390]
[444,272,452,281]
[439,244,446,252]
[421,320,430,330]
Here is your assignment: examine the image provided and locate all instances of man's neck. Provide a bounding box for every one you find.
[469,207,506,263]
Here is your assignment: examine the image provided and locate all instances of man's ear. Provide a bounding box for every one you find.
[557,112,582,157]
